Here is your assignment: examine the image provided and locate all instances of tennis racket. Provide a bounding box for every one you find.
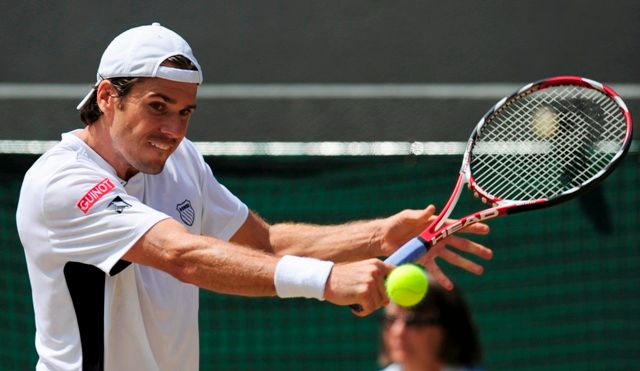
[352,76,633,312]
[389,76,632,265]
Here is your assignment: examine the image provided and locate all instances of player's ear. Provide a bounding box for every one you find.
[95,80,117,112]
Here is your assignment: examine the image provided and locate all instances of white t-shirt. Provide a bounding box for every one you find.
[16,131,248,371]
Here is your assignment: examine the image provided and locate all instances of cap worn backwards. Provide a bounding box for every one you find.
[77,22,203,110]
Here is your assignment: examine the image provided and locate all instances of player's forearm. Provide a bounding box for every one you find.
[126,220,279,297]
[269,220,383,262]
[130,220,389,310]
[172,235,280,296]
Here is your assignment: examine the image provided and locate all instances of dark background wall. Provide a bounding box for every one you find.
[2,0,639,142]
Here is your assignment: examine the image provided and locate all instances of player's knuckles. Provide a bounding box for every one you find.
[362,275,378,294]
[360,260,386,278]
[364,291,386,314]
[357,278,385,307]
[351,276,375,297]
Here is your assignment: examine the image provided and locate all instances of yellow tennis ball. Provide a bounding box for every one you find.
[386,264,429,307]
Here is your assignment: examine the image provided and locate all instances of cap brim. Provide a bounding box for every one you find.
[76,87,96,111]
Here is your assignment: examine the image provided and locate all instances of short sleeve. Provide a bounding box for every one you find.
[200,166,248,240]
[43,162,169,275]
[179,140,248,240]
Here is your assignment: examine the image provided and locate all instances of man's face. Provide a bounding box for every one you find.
[108,78,197,178]
[383,303,443,367]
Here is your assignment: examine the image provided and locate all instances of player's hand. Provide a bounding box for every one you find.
[418,232,492,290]
[323,258,394,317]
[377,205,493,290]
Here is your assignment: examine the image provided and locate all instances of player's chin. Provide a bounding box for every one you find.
[135,159,168,175]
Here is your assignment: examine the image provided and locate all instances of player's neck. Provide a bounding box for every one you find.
[76,125,139,181]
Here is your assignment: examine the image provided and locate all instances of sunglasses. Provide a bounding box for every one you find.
[382,313,440,327]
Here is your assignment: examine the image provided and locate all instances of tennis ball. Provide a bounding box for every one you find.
[531,106,559,139]
[386,264,429,307]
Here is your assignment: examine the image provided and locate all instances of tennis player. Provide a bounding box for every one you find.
[16,23,492,370]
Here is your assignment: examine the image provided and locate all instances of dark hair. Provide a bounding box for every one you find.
[79,55,198,125]
[379,279,483,368]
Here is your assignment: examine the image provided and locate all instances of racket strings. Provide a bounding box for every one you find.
[470,85,627,201]
[506,90,608,188]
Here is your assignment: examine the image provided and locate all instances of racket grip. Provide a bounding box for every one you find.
[384,237,429,265]
[349,237,429,313]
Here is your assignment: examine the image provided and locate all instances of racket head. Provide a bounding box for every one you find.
[464,76,632,212]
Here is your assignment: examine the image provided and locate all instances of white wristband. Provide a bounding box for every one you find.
[274,255,335,300]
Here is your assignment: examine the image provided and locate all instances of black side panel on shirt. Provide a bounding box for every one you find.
[64,262,105,371]
[109,259,131,276]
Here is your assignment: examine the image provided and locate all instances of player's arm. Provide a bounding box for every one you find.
[231,208,492,289]
[122,217,391,314]
[230,210,385,261]
[123,218,278,296]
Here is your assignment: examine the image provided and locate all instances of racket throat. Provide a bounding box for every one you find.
[421,208,501,246]
[421,172,467,238]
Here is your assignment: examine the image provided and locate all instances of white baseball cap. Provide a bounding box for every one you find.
[77,22,203,110]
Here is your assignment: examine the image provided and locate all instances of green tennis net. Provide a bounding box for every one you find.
[1,152,638,370]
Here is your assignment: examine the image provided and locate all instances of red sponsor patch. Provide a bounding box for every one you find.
[76,178,116,214]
